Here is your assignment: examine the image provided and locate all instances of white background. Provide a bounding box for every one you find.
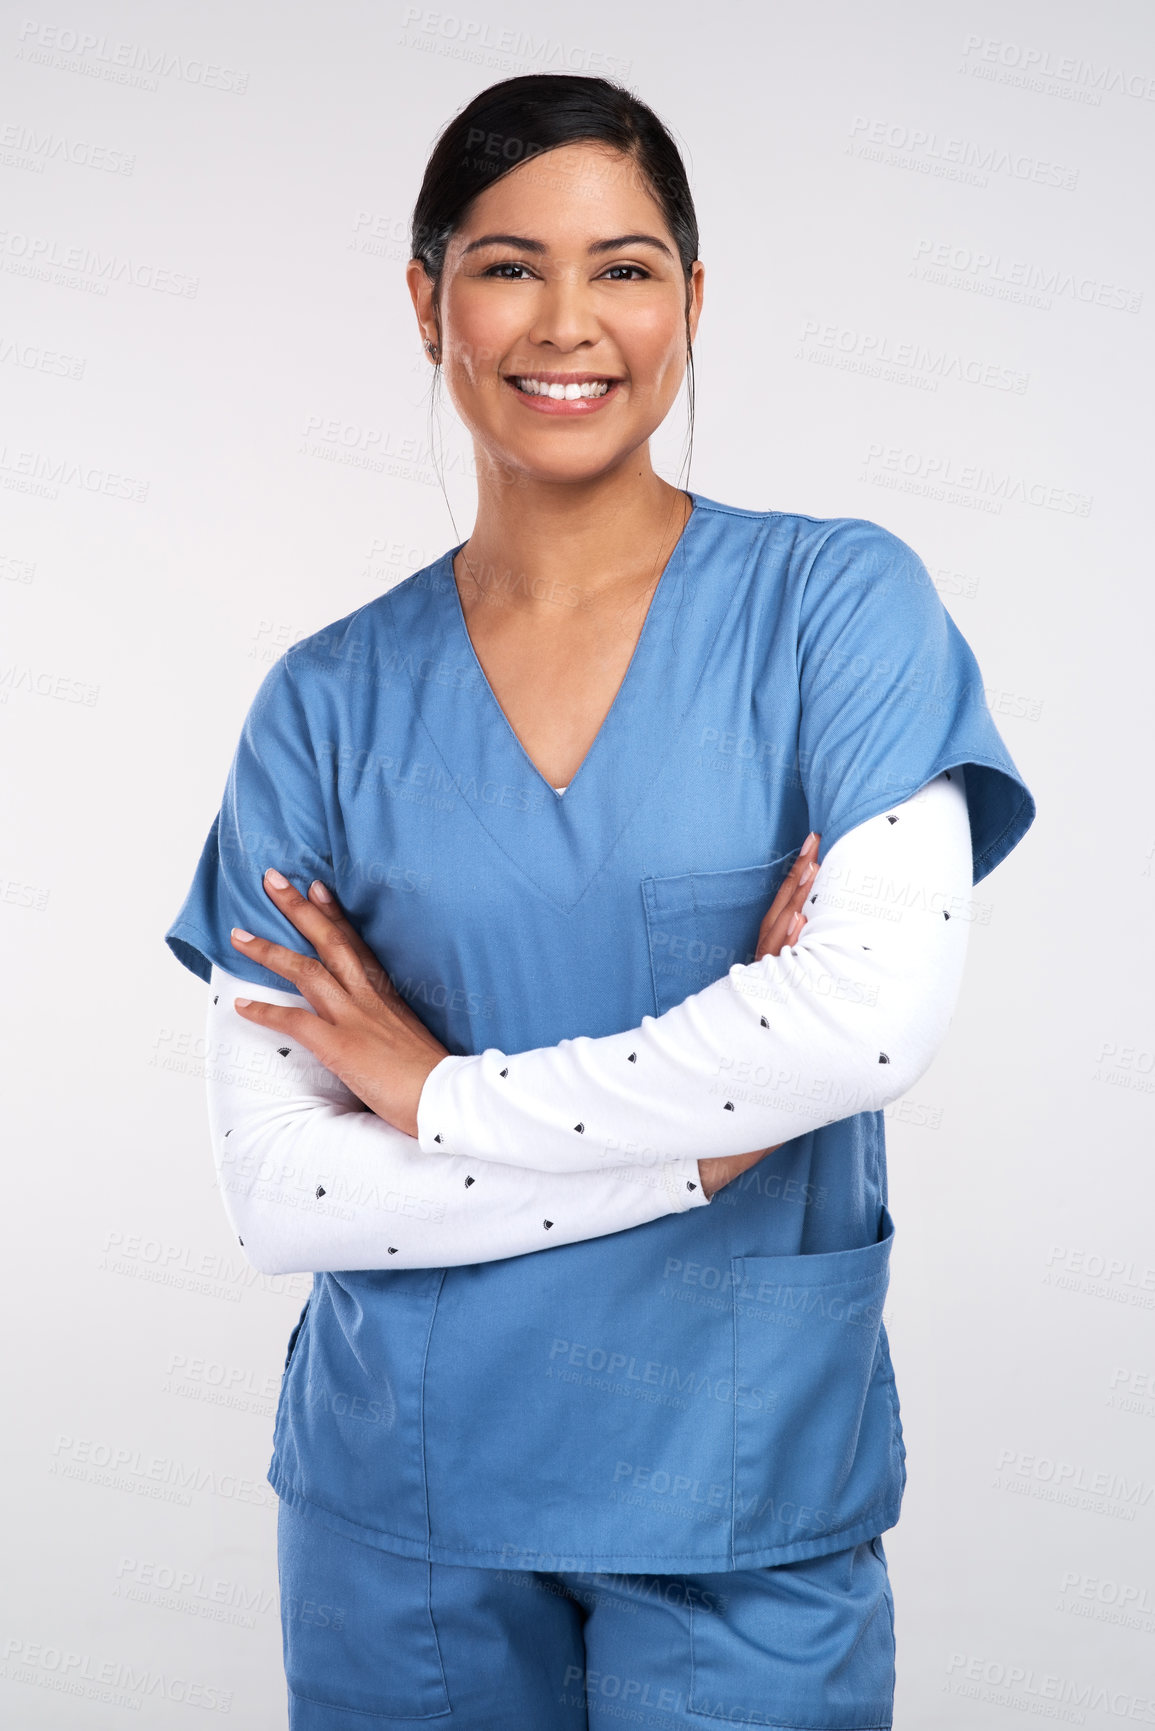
[3,0,1153,1725]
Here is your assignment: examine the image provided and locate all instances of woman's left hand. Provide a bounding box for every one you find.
[228,868,449,1139]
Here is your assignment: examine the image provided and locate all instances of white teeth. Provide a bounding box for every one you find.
[514,378,612,399]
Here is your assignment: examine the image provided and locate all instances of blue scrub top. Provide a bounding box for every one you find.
[165,493,1036,1572]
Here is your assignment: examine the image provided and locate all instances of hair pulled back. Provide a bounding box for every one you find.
[411,73,698,307]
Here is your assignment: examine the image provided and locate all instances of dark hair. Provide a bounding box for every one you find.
[410,74,698,485]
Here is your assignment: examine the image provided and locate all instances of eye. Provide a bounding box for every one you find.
[600,264,651,281]
[480,261,535,280]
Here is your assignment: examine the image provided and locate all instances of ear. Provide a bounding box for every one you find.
[686,258,705,346]
[405,257,439,356]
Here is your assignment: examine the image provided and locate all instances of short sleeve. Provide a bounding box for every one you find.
[163,652,334,991]
[796,519,1037,885]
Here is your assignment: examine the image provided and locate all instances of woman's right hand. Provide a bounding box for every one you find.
[696,831,820,1200]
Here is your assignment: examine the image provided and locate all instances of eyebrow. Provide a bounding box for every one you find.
[461,232,676,262]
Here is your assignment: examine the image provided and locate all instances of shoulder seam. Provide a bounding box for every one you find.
[692,495,895,533]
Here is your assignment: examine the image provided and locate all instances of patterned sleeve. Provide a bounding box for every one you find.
[415,769,975,1172]
[204,965,708,1276]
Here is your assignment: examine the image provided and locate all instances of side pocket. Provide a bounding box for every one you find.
[271,1293,313,1477]
[642,851,798,1014]
[687,1538,897,1729]
[730,1206,903,1556]
[282,1294,312,1375]
[278,1496,451,1718]
[872,1534,898,1651]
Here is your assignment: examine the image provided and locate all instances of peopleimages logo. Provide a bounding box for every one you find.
[847,115,1079,189]
[944,1651,1155,1724]
[860,443,1092,517]
[548,1335,776,1410]
[911,238,1142,314]
[959,34,1155,103]
[14,19,249,92]
[1,1637,233,1714]
[796,319,1028,394]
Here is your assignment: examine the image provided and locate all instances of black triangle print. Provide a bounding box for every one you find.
[277,1047,291,1057]
[543,1219,554,1230]
[686,1180,697,1191]
[213,995,219,1005]
[464,1175,475,1187]
[434,1134,442,1143]
[628,1052,637,1062]
[499,1068,508,1078]
[387,1246,398,1254]
[723,1101,735,1111]
[224,1128,232,1137]
[943,909,951,920]
[760,1017,769,1028]
[238,1235,243,1245]
[315,1185,326,1198]
[887,815,898,824]
[878,1053,890,1064]
[574,1122,585,1133]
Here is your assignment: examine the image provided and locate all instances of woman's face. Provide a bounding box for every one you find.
[407,141,704,488]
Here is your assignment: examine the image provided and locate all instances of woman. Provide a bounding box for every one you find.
[165,74,1035,1731]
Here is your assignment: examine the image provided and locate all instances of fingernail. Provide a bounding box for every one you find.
[231,927,255,942]
[803,832,817,853]
[788,911,800,934]
[235,997,252,1008]
[310,880,332,902]
[265,867,289,888]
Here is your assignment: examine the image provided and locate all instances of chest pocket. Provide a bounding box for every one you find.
[641,851,799,1015]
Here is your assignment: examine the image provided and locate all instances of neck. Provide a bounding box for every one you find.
[455,464,692,620]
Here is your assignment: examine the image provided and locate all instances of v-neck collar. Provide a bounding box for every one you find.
[393,490,724,913]
[443,492,700,804]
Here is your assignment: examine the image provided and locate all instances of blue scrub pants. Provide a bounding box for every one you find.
[277,1499,896,1729]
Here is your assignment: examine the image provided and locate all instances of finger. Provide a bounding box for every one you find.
[791,847,820,903]
[761,840,821,928]
[302,880,407,1006]
[770,843,820,922]
[303,884,444,1046]
[754,909,806,964]
[230,996,330,1054]
[754,858,816,961]
[228,926,344,1011]
[258,869,369,995]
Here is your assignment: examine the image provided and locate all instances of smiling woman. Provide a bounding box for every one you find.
[163,71,1036,1731]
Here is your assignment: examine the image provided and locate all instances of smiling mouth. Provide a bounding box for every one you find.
[506,375,622,400]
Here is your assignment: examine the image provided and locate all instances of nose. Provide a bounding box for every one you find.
[524,273,601,356]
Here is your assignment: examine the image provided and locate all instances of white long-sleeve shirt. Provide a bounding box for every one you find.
[203,962,706,1276]
[203,766,970,1274]
[415,766,973,1171]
